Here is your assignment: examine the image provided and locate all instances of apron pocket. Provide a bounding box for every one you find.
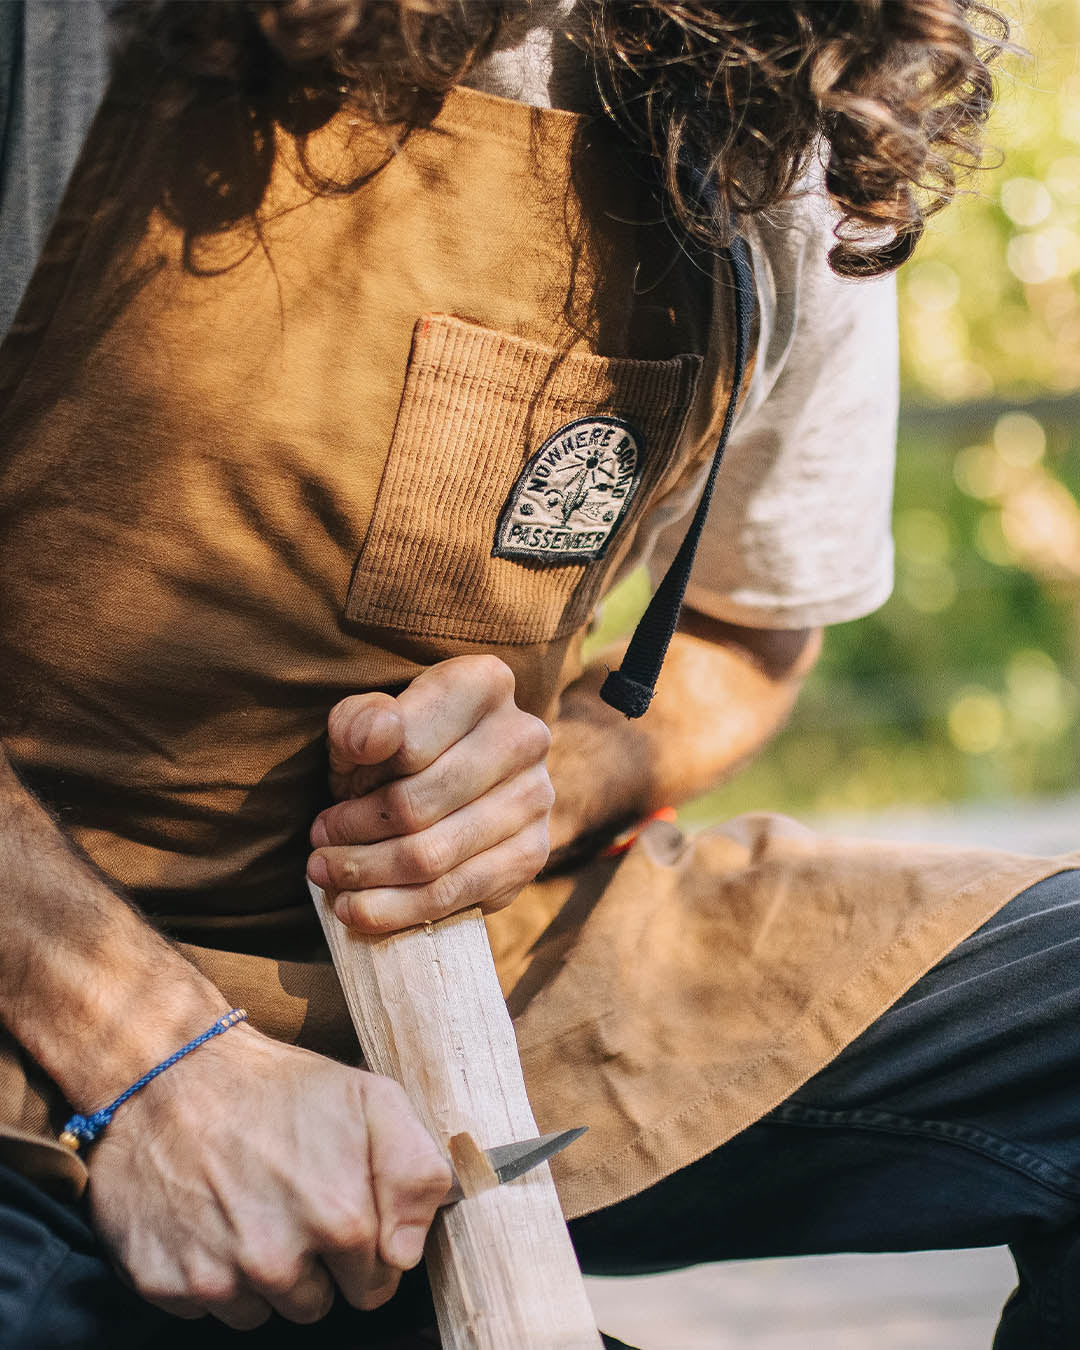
[344,314,701,644]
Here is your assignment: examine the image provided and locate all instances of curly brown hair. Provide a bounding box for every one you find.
[124,0,1009,277]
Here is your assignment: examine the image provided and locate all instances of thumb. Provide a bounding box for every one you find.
[327,693,405,775]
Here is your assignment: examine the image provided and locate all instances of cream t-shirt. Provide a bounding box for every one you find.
[641,205,898,630]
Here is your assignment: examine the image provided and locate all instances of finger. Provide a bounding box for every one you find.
[332,823,550,932]
[378,654,516,781]
[311,704,552,846]
[310,1158,410,1311]
[309,765,554,894]
[327,692,404,778]
[363,1078,451,1274]
[210,1293,274,1332]
[122,1249,206,1320]
[137,1289,207,1321]
[247,1255,335,1325]
[323,1251,402,1312]
[140,1257,270,1330]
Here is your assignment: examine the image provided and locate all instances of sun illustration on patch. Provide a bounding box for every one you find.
[493,416,644,564]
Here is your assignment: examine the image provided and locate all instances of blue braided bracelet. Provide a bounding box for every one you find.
[58,1009,248,1152]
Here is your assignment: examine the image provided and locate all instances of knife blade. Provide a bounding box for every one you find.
[439,1126,588,1208]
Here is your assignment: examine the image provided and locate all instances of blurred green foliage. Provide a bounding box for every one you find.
[597,2,1080,822]
[900,0,1080,401]
[682,410,1080,826]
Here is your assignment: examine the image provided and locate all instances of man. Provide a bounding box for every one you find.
[1,3,1077,1347]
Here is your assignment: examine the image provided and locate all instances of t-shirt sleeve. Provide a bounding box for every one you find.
[0,1,112,339]
[643,196,899,630]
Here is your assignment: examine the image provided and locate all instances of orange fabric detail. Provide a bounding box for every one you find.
[600,806,680,857]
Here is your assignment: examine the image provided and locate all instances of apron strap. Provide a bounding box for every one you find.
[600,235,757,718]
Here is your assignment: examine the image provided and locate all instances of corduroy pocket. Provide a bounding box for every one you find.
[343,314,701,645]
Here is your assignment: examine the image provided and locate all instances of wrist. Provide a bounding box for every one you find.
[547,729,651,857]
[14,937,233,1114]
[68,981,235,1115]
[60,1008,249,1150]
[87,1018,271,1154]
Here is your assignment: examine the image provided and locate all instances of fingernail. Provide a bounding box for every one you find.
[348,708,381,756]
[386,1224,428,1270]
[310,816,329,847]
[352,707,398,759]
[307,854,330,888]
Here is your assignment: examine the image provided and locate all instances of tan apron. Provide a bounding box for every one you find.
[0,55,1076,1217]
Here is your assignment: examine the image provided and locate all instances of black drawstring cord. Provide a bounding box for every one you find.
[600,235,756,718]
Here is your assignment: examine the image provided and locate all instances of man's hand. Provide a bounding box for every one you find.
[90,1026,452,1329]
[306,656,554,933]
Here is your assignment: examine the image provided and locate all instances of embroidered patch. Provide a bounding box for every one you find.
[493,416,644,564]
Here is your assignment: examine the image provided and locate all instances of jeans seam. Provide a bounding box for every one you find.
[771,1101,1080,1202]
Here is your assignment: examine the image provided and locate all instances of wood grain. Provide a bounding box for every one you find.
[310,884,602,1350]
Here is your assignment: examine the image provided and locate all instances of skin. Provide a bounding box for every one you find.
[0,611,817,1328]
[306,655,555,933]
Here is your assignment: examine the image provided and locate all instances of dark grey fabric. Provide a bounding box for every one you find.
[0,0,111,336]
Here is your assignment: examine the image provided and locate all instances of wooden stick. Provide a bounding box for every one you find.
[310,886,603,1350]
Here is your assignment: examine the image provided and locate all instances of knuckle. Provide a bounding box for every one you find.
[320,801,360,847]
[244,1257,303,1298]
[319,1208,379,1255]
[357,1274,400,1311]
[334,891,395,935]
[523,765,556,815]
[219,1303,272,1332]
[333,890,357,926]
[455,814,486,860]
[187,1272,240,1307]
[135,1274,187,1306]
[400,831,449,883]
[424,869,463,919]
[507,711,551,764]
[370,1073,414,1116]
[298,1282,335,1325]
[523,713,553,757]
[385,1157,450,1214]
[416,1155,454,1199]
[472,654,515,700]
[329,847,367,891]
[360,1071,398,1112]
[326,696,358,737]
[384,776,424,834]
[314,809,341,848]
[323,851,360,890]
[516,825,550,877]
[393,735,425,777]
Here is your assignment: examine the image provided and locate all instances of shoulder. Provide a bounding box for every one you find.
[740,186,898,426]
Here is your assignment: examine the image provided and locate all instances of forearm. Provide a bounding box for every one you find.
[0,752,230,1111]
[547,612,820,857]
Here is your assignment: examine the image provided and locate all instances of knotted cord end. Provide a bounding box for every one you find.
[599,669,655,719]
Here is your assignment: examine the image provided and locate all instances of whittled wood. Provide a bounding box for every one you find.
[310,884,602,1350]
[448,1132,499,1198]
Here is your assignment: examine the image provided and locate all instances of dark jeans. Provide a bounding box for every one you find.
[3,871,1080,1348]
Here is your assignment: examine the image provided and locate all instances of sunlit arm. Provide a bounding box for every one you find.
[545,609,822,864]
